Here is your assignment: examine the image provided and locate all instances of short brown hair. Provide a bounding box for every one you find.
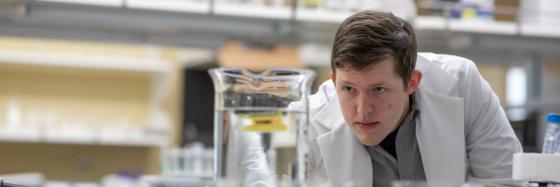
[331,11,417,86]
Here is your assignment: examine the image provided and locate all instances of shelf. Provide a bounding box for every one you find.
[45,127,96,144]
[127,0,210,14]
[139,175,212,186]
[415,16,560,39]
[0,129,41,142]
[295,8,353,23]
[521,24,560,38]
[99,127,168,146]
[213,3,291,20]
[0,50,170,74]
[449,19,517,35]
[415,16,517,35]
[36,0,122,7]
[0,126,168,147]
[414,16,446,30]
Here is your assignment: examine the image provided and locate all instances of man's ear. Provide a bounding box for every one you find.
[331,72,335,84]
[407,70,422,94]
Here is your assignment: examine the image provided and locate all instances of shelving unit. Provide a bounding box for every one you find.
[127,0,211,14]
[11,0,560,49]
[0,40,172,147]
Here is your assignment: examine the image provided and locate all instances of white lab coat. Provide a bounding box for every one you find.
[302,53,523,186]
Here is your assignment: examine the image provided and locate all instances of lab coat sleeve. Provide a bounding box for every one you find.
[460,60,524,186]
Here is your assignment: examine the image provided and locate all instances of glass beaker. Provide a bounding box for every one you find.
[209,68,316,187]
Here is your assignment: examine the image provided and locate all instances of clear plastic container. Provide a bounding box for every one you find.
[542,113,560,154]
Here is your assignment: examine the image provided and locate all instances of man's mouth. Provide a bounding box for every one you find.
[356,122,380,130]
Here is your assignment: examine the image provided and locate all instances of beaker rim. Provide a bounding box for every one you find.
[208,67,315,78]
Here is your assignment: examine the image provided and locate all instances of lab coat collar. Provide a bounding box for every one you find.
[416,53,458,95]
[316,123,373,187]
[312,89,346,130]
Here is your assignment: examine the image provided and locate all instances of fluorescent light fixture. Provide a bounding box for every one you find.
[37,0,122,7]
[507,66,527,107]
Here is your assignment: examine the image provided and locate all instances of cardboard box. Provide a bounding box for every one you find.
[494,0,519,21]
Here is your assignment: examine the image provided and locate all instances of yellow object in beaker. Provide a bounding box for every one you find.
[241,111,287,132]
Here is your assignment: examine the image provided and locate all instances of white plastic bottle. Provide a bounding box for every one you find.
[542,113,560,154]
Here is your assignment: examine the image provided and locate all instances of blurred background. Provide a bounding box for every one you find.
[0,0,559,186]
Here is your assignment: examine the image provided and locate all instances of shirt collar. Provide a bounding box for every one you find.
[406,92,420,122]
[364,93,419,149]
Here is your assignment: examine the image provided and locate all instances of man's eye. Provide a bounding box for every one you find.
[373,87,386,93]
[342,86,354,93]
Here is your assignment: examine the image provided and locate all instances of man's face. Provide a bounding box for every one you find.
[334,57,421,146]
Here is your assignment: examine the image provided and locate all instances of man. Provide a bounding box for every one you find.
[303,11,523,186]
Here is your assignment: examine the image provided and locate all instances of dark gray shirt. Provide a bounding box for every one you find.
[364,96,425,187]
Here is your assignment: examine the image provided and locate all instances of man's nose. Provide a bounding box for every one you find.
[355,94,373,117]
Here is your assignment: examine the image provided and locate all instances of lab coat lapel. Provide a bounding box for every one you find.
[312,82,371,186]
[415,88,466,183]
[317,124,372,186]
[416,53,457,95]
[312,89,345,130]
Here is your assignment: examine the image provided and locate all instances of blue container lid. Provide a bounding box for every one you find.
[547,113,560,124]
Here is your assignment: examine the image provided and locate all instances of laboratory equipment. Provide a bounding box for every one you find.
[543,113,560,154]
[513,114,560,185]
[209,68,315,186]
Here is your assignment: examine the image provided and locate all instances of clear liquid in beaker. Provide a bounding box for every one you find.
[214,107,306,186]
